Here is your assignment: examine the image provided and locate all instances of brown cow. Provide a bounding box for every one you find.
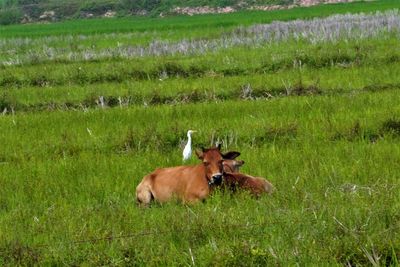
[222,159,274,196]
[136,145,240,206]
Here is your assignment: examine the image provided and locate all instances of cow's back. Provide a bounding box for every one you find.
[137,164,209,204]
[223,172,274,196]
[254,176,274,194]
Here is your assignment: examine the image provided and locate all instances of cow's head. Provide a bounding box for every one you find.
[196,144,240,186]
[223,159,245,173]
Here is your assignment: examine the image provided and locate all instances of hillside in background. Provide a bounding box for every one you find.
[0,0,356,25]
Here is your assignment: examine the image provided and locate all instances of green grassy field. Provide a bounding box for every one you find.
[1,0,400,265]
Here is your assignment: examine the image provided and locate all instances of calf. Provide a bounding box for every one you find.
[223,159,245,173]
[223,172,274,197]
[222,159,274,196]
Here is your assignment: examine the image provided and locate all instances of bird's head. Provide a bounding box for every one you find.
[187,130,197,136]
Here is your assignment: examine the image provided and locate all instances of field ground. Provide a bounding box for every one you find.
[1,0,400,265]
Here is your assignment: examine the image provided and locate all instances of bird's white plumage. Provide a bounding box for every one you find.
[183,130,196,161]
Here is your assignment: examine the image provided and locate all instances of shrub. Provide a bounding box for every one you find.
[79,1,117,15]
[0,8,22,25]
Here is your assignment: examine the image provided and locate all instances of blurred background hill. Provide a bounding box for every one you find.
[0,0,355,25]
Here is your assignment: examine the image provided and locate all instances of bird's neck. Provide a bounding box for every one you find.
[187,133,192,143]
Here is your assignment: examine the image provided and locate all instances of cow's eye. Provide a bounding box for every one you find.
[204,162,210,166]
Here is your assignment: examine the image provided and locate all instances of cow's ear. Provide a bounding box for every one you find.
[236,160,245,167]
[223,151,240,159]
[195,149,204,159]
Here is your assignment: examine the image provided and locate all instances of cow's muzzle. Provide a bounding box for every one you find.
[208,174,223,186]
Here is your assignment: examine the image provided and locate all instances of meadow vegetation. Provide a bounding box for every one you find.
[1,1,400,265]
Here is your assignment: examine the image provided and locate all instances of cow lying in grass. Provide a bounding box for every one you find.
[136,146,273,206]
[136,144,240,206]
[222,159,274,197]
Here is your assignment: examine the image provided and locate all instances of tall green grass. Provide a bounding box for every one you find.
[1,90,400,265]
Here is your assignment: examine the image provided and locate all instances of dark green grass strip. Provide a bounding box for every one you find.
[2,37,399,86]
[0,82,399,114]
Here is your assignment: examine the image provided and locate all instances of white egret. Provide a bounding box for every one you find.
[183,130,196,161]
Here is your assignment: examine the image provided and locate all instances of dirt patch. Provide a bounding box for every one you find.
[296,0,355,7]
[172,0,357,15]
[172,6,235,16]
